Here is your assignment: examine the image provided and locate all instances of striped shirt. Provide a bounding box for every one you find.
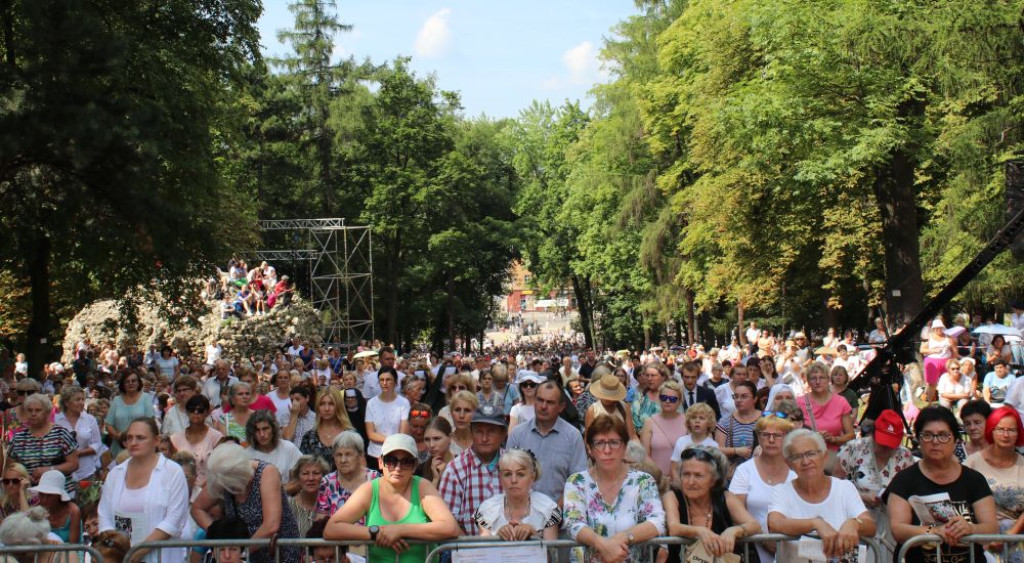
[10,425,78,494]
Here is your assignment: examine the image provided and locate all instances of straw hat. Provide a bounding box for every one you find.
[589,374,626,402]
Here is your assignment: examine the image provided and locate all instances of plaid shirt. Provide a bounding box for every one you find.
[439,447,504,535]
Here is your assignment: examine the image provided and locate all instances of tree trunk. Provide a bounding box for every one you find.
[1,0,15,68]
[446,276,456,350]
[26,233,51,380]
[685,289,696,346]
[873,97,926,325]
[737,302,746,346]
[571,274,594,348]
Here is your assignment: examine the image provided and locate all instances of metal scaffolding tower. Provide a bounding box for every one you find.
[254,219,374,347]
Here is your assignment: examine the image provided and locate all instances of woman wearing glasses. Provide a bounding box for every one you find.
[798,361,854,471]
[510,371,544,431]
[324,434,460,562]
[716,381,760,474]
[667,445,760,560]
[963,406,1024,556]
[436,374,476,425]
[169,395,223,487]
[316,431,379,520]
[886,406,998,563]
[641,380,687,477]
[729,414,796,562]
[768,428,875,562]
[563,414,665,563]
[8,393,79,494]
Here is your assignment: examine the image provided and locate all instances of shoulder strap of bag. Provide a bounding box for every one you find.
[804,394,818,432]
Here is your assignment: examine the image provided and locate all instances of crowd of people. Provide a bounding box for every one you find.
[0,311,1023,563]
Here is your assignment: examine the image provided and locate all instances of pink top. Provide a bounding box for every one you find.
[170,427,224,486]
[647,414,688,476]
[800,394,852,451]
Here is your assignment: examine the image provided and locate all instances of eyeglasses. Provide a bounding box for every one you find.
[993,427,1020,435]
[659,395,680,404]
[520,381,538,389]
[787,449,821,462]
[409,409,431,419]
[919,432,954,443]
[1,479,20,485]
[382,455,417,470]
[591,439,624,450]
[759,432,785,441]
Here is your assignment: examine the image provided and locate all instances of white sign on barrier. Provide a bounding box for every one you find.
[451,545,547,563]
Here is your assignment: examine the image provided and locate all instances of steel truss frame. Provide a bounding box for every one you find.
[254,218,374,346]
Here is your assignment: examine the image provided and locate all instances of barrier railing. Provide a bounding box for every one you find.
[112,533,883,563]
[897,533,1024,563]
[0,544,105,563]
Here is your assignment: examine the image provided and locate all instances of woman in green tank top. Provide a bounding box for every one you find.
[324,434,459,562]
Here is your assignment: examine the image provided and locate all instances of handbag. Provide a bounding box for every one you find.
[685,539,741,563]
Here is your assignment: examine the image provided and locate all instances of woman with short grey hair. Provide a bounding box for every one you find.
[55,385,102,484]
[0,506,62,563]
[769,428,875,561]
[8,394,79,495]
[315,431,379,519]
[215,382,254,443]
[192,443,301,563]
[474,449,562,541]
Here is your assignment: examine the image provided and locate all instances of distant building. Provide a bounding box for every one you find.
[505,261,575,313]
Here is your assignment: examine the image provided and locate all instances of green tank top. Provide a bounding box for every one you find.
[366,476,432,563]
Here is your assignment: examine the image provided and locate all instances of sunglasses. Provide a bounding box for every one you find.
[1,478,20,485]
[409,409,431,419]
[16,390,31,396]
[520,381,538,389]
[382,455,417,470]
[450,385,468,392]
[680,448,716,462]
[187,407,207,414]
[659,395,680,403]
[762,410,788,418]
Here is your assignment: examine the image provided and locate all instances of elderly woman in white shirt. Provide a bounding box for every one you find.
[474,449,561,541]
[54,385,102,485]
[98,417,190,563]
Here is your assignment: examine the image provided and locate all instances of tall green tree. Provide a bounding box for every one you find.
[0,0,262,374]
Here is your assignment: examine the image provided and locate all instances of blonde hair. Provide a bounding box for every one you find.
[449,390,479,411]
[684,403,715,431]
[0,463,30,513]
[206,443,254,496]
[315,388,353,431]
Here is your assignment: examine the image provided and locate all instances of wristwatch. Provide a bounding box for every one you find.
[627,532,635,545]
[368,525,380,541]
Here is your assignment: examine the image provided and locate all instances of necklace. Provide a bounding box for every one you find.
[504,495,531,526]
[685,498,713,528]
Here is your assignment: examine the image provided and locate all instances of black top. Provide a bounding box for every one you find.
[667,488,735,562]
[884,462,992,563]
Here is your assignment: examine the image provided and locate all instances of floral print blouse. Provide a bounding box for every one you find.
[563,469,666,562]
[836,437,915,497]
[316,467,380,519]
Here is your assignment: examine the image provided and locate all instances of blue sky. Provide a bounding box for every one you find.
[257,1,633,119]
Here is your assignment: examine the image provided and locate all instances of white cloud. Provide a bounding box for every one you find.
[543,40,608,90]
[414,8,452,59]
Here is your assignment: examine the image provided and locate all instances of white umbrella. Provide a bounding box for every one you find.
[972,324,1023,338]
[945,326,967,339]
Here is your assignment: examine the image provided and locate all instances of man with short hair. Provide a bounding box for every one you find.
[680,362,721,420]
[362,347,405,399]
[506,381,587,505]
[202,360,237,408]
[439,404,506,535]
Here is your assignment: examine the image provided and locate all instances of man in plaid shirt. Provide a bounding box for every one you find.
[438,403,506,535]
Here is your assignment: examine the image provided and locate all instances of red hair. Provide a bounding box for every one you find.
[985,406,1024,447]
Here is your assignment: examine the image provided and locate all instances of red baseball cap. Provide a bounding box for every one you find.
[874,409,904,448]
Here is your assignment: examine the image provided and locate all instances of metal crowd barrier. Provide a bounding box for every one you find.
[111,533,883,563]
[897,533,1024,563]
[0,544,105,563]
